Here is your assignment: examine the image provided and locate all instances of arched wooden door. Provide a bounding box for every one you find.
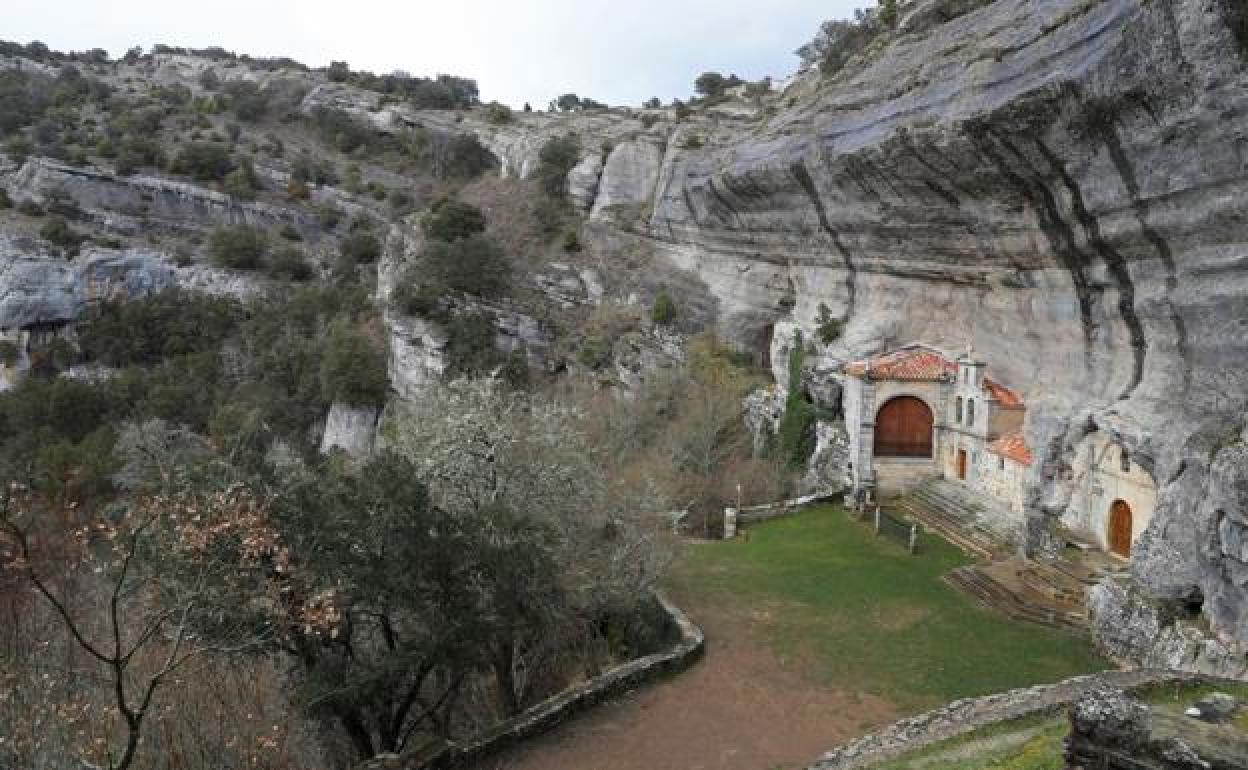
[874,396,934,457]
[1109,500,1133,558]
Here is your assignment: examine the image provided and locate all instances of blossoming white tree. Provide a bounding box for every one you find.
[386,378,674,713]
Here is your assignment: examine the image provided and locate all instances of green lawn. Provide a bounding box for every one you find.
[668,506,1107,713]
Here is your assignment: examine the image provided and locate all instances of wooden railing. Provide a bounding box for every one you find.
[871,506,921,554]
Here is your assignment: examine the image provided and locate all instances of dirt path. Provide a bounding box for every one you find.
[470,598,898,770]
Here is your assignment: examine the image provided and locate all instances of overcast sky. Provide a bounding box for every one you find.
[5,0,862,107]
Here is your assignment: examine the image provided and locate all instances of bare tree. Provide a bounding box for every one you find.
[0,481,274,770]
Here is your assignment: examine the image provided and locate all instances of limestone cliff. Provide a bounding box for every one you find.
[397,0,1248,667]
[663,0,1248,665]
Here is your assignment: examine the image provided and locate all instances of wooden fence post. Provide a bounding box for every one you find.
[908,523,918,555]
[873,506,881,535]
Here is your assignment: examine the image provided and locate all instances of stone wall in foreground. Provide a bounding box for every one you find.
[807,669,1201,770]
[355,593,704,770]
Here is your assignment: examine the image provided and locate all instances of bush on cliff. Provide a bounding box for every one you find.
[222,156,259,199]
[484,101,513,124]
[319,318,388,407]
[339,231,383,264]
[694,72,743,99]
[652,290,677,326]
[421,197,486,242]
[815,303,843,344]
[78,289,242,366]
[536,135,581,199]
[776,334,817,471]
[221,79,270,122]
[424,233,511,298]
[39,215,86,257]
[266,245,314,281]
[798,8,890,78]
[209,224,268,269]
[171,141,233,182]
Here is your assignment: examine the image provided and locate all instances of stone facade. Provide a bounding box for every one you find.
[843,344,1027,511]
[842,343,1160,565]
[1066,430,1159,556]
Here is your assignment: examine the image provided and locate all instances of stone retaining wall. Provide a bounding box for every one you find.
[806,669,1203,770]
[357,592,704,770]
[724,492,838,537]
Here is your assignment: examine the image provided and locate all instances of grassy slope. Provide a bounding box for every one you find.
[668,506,1107,713]
[870,682,1248,769]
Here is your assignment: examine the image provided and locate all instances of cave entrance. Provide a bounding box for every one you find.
[754,322,775,370]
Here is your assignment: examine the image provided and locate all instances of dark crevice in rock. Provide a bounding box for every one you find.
[1217,0,1248,60]
[1097,126,1193,390]
[719,170,772,206]
[898,134,973,200]
[855,156,907,201]
[680,184,699,227]
[921,178,962,207]
[895,145,967,207]
[839,157,883,202]
[790,159,857,319]
[703,176,745,228]
[1030,137,1147,398]
[1166,459,1187,487]
[966,125,1095,367]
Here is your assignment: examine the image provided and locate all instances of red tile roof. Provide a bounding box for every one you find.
[988,430,1033,467]
[984,378,1024,409]
[844,345,1025,408]
[844,347,957,381]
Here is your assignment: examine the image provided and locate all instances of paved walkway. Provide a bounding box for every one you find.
[468,597,899,770]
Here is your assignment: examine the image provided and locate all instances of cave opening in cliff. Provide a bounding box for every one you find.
[754,322,774,370]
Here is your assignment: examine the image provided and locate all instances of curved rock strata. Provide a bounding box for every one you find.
[398,0,1248,665]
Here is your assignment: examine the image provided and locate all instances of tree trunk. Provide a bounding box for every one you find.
[334,706,376,761]
[492,639,520,717]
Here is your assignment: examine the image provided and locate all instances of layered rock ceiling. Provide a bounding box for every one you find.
[421,0,1248,662]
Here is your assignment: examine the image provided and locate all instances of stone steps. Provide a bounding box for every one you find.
[892,480,1097,635]
[946,564,1089,635]
[1016,562,1086,606]
[1046,552,1124,586]
[896,482,1012,562]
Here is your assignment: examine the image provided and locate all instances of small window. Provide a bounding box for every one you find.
[966,399,976,426]
[999,455,1006,471]
[955,397,963,423]
[1120,448,1131,473]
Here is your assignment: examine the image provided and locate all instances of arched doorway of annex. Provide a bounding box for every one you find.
[1109,499,1134,559]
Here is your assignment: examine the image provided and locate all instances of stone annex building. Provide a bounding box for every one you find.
[841,343,1158,561]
